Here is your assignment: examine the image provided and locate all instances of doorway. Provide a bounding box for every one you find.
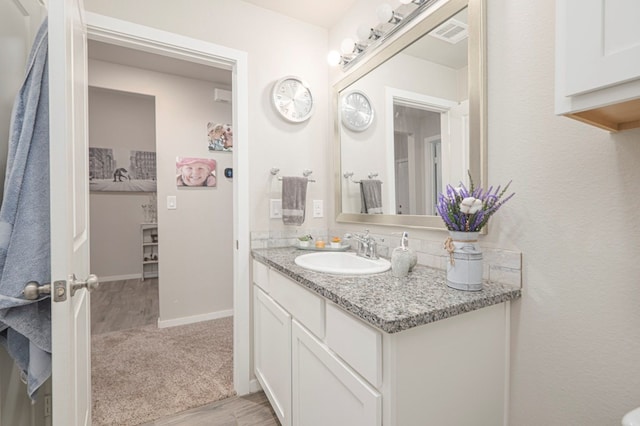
[82,15,250,425]
[386,87,458,217]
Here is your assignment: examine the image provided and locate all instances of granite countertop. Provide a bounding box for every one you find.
[252,247,521,334]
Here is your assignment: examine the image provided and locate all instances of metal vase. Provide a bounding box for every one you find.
[446,231,483,291]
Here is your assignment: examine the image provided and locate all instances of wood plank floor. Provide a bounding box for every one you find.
[90,278,279,425]
[140,391,280,426]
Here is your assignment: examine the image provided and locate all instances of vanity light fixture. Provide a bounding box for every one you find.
[341,38,356,54]
[357,25,384,42]
[341,37,366,55]
[328,0,439,70]
[377,3,403,24]
[327,50,353,67]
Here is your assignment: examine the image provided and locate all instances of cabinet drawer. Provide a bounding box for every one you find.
[253,260,270,292]
[325,303,382,388]
[269,269,325,338]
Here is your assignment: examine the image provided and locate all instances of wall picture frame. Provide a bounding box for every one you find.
[89,147,157,192]
[176,156,217,187]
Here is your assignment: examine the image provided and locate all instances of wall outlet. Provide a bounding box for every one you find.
[270,199,282,219]
[313,199,323,218]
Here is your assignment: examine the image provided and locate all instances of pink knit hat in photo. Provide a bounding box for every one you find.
[176,157,216,171]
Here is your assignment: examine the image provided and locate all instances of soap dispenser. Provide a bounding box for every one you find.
[391,232,417,277]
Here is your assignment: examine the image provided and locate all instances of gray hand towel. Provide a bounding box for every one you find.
[282,177,308,225]
[360,180,383,214]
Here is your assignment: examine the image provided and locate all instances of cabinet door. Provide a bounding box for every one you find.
[254,286,291,426]
[292,320,381,426]
[561,0,640,96]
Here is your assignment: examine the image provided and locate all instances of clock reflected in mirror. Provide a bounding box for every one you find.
[341,90,375,132]
[271,75,314,123]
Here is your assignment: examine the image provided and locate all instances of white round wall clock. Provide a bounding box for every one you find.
[341,90,374,132]
[271,76,314,123]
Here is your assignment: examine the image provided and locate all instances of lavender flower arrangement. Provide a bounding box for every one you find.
[436,176,514,232]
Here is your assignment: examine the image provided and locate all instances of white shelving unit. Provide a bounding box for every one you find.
[556,0,640,131]
[141,223,159,280]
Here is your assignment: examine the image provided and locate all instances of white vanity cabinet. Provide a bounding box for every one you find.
[253,286,291,426]
[252,259,510,425]
[252,260,381,425]
[556,0,640,131]
[291,320,381,426]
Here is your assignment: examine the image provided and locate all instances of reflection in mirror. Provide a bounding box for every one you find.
[334,0,485,230]
[393,105,442,216]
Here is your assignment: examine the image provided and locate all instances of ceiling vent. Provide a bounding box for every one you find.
[428,18,468,44]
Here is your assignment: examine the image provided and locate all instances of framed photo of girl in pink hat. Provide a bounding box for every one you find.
[176,157,217,187]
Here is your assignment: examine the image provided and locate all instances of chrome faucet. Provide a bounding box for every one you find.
[344,230,382,260]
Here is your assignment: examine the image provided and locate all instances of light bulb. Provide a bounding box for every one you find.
[357,25,372,42]
[376,3,393,23]
[376,3,402,24]
[399,0,413,4]
[340,38,356,54]
[327,50,342,67]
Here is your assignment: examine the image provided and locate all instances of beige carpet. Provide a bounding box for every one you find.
[91,317,235,426]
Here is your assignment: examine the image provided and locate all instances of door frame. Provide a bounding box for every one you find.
[84,13,251,394]
[384,87,457,216]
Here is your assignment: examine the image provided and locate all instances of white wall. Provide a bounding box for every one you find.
[488,1,640,424]
[89,59,234,323]
[88,87,156,280]
[331,0,640,424]
[0,3,30,206]
[83,0,331,235]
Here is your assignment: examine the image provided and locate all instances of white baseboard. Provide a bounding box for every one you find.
[249,378,262,393]
[98,273,142,283]
[157,309,233,328]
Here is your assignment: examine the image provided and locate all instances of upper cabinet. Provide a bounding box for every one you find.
[556,0,640,131]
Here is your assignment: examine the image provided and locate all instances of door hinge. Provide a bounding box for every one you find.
[44,394,52,416]
[236,240,239,249]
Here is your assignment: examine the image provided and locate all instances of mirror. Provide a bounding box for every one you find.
[333,0,485,230]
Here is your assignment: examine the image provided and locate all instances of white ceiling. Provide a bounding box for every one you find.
[86,0,358,84]
[241,0,469,69]
[87,2,468,84]
[241,0,359,28]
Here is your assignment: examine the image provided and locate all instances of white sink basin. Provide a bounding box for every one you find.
[294,252,391,275]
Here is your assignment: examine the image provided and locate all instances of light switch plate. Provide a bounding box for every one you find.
[167,195,177,210]
[270,199,282,219]
[313,199,323,218]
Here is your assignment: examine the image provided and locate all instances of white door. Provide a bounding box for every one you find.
[444,99,469,187]
[394,160,409,214]
[49,0,93,425]
[291,320,381,426]
[253,286,292,426]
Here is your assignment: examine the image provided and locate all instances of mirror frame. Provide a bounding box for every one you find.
[333,0,486,230]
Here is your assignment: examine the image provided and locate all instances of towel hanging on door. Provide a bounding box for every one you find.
[0,18,51,399]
